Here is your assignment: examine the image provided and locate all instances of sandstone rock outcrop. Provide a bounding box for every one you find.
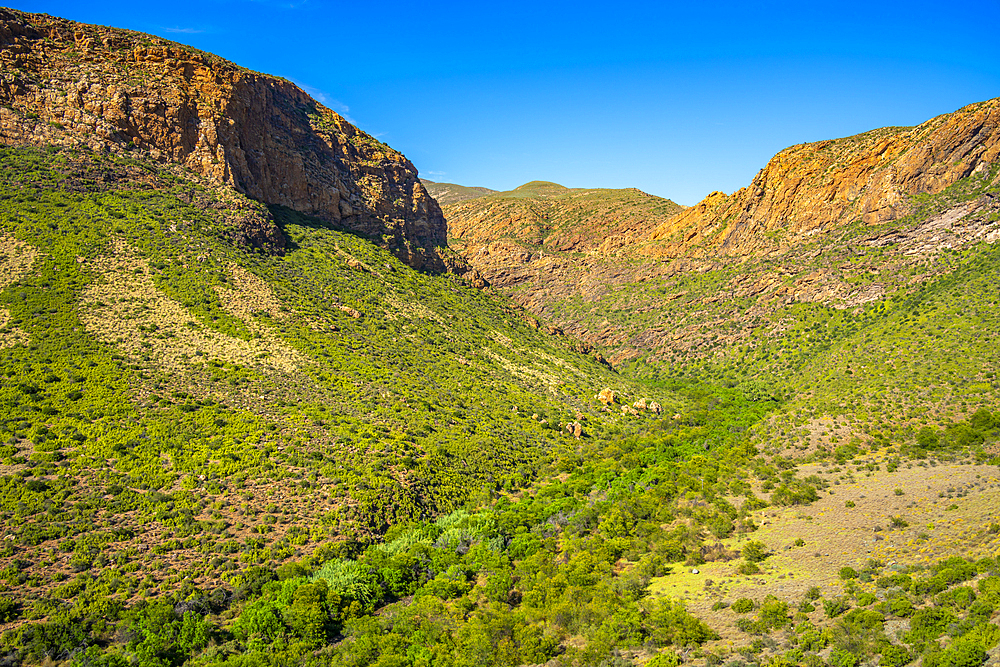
[597,388,617,405]
[0,8,446,269]
[646,98,1000,256]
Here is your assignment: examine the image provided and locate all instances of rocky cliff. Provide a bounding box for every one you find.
[646,98,1000,256]
[0,8,446,269]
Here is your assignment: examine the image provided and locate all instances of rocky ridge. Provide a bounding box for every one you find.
[0,8,447,269]
[645,98,1000,257]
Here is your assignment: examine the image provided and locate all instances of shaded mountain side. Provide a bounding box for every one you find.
[421,179,497,205]
[0,7,447,269]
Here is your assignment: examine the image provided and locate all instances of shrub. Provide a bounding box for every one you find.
[758,595,790,630]
[855,591,877,606]
[646,652,681,667]
[922,639,987,667]
[906,607,956,642]
[742,540,769,563]
[889,596,914,617]
[935,586,976,609]
[643,599,719,647]
[829,647,859,667]
[731,598,755,613]
[823,597,850,618]
[880,644,911,667]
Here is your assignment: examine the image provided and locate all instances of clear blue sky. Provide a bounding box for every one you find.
[8,0,1000,205]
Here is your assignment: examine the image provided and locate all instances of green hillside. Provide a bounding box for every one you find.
[0,147,998,667]
[0,143,685,590]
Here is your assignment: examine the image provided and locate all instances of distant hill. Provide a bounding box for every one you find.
[445,181,684,254]
[421,179,497,205]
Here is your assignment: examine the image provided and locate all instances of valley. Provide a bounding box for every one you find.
[0,7,998,667]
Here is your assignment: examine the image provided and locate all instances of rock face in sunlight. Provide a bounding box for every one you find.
[645,98,1000,256]
[0,8,447,269]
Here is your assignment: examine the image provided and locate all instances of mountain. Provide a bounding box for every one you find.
[0,7,446,269]
[646,99,1000,257]
[1,9,1000,667]
[443,101,1000,388]
[421,179,497,205]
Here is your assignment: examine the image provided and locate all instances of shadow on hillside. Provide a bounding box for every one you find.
[267,204,342,252]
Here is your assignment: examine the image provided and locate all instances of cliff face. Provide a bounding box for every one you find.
[0,8,446,269]
[647,98,1000,256]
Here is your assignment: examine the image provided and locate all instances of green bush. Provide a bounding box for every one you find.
[906,607,956,642]
[880,644,911,667]
[923,639,987,667]
[742,540,769,562]
[823,597,850,618]
[889,596,915,617]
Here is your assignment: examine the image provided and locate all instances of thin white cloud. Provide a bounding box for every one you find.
[293,80,357,125]
[425,171,446,176]
[160,26,205,34]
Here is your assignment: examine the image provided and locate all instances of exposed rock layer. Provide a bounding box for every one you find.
[0,8,446,269]
[646,98,1000,256]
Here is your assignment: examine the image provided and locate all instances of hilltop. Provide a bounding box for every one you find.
[421,179,497,205]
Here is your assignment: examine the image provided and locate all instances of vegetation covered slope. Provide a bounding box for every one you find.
[0,144,679,606]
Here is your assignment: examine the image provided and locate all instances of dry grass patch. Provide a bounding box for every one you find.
[79,240,306,372]
[0,234,37,348]
[214,263,290,321]
[648,458,1000,648]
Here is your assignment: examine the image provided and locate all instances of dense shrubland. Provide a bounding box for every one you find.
[0,145,998,666]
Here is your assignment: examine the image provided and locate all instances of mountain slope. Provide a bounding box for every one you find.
[0,7,446,269]
[647,98,1000,257]
[0,144,676,595]
[444,100,1000,381]
[421,179,497,205]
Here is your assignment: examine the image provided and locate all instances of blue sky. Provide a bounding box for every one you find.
[9,0,1000,205]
